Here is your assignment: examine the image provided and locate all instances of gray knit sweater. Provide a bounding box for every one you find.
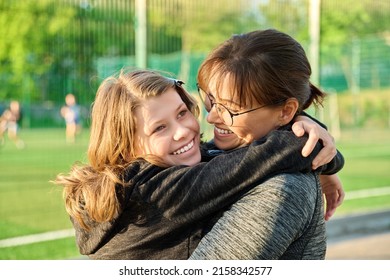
[189,172,326,259]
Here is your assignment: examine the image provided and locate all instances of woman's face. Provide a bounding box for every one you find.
[134,88,201,166]
[205,77,282,151]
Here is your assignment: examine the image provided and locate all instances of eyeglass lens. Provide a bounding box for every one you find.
[199,88,233,125]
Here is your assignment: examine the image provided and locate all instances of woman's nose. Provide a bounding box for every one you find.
[206,105,223,125]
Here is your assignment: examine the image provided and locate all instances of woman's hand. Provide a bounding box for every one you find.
[292,115,337,169]
[319,174,345,220]
[292,116,344,220]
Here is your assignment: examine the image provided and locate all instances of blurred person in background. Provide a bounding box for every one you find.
[0,100,24,149]
[60,93,81,143]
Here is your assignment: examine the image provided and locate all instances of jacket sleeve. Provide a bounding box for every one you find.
[319,150,344,175]
[299,112,345,175]
[129,126,322,223]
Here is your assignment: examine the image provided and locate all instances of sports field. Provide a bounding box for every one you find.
[330,129,390,214]
[0,127,389,259]
[0,129,88,259]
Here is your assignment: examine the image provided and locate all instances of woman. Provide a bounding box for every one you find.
[54,69,340,259]
[189,29,344,259]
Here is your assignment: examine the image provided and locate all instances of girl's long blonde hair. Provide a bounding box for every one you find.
[54,69,199,229]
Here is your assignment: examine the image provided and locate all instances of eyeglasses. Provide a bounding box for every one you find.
[197,84,285,126]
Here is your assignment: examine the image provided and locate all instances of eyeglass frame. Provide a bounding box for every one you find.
[197,83,286,126]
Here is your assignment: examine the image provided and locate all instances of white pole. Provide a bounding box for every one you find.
[135,0,147,68]
[328,90,341,140]
[309,0,320,85]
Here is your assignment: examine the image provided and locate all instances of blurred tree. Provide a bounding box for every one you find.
[49,0,135,104]
[321,0,390,91]
[0,0,135,104]
[2,0,388,106]
[253,0,390,93]
[0,0,76,101]
[147,0,257,83]
[257,0,309,43]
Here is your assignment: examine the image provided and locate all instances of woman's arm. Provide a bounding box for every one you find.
[292,115,345,220]
[319,174,345,221]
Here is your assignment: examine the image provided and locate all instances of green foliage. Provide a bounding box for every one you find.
[148,0,257,53]
[257,0,309,43]
[253,0,390,94]
[320,0,390,91]
[335,89,390,128]
[1,0,390,118]
[0,0,136,104]
[322,0,390,40]
[0,0,76,100]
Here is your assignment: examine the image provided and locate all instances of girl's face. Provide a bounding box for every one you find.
[205,77,282,151]
[134,88,201,166]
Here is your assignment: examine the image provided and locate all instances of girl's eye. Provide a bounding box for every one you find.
[153,125,166,133]
[178,109,188,118]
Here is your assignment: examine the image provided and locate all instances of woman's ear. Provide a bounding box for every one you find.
[279,98,299,125]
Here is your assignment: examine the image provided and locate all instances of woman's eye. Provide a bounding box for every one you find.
[225,105,240,114]
[208,95,216,103]
[216,106,224,113]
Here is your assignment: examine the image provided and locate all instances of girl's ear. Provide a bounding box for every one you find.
[279,98,299,125]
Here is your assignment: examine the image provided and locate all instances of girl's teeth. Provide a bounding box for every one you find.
[173,140,194,155]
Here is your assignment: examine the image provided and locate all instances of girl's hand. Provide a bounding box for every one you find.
[292,115,337,169]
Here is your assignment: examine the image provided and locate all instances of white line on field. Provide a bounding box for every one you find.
[345,186,390,200]
[0,229,75,248]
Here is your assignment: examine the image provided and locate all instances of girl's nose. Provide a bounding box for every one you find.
[173,123,190,141]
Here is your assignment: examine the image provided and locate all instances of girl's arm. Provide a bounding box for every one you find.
[293,114,344,172]
[127,126,322,223]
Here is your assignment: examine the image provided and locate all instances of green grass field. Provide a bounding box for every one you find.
[331,128,390,214]
[0,127,389,259]
[0,128,88,259]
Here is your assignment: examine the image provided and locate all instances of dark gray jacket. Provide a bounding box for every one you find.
[71,125,343,259]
